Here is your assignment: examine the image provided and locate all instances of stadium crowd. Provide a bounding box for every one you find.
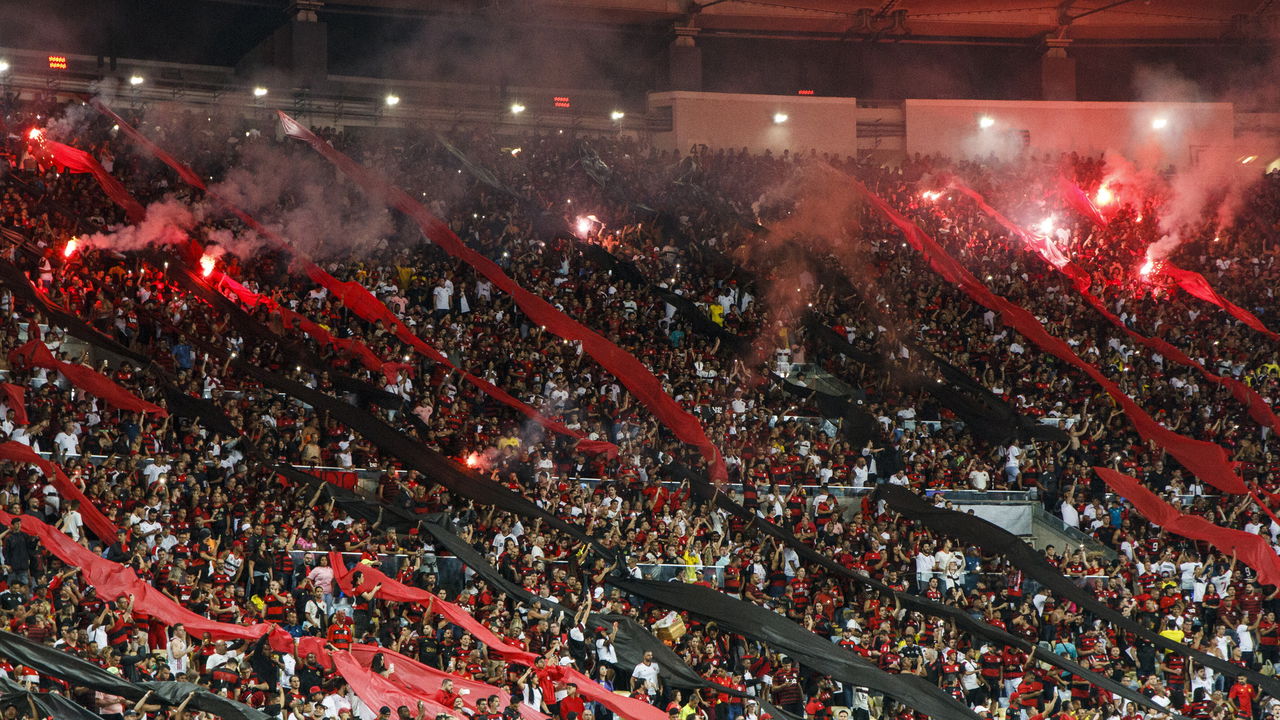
[0,92,1276,720]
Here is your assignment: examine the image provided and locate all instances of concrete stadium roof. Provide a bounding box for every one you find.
[321,0,1279,42]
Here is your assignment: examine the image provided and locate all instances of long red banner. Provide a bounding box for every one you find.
[855,179,1250,495]
[0,441,118,542]
[946,177,1280,436]
[1056,176,1277,339]
[328,553,668,720]
[1093,466,1280,587]
[276,111,720,480]
[91,104,616,458]
[29,134,146,224]
[9,340,167,417]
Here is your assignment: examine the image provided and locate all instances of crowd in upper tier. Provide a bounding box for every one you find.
[0,91,1277,720]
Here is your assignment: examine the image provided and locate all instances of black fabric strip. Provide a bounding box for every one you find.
[611,578,978,720]
[660,464,1183,718]
[874,483,1280,697]
[0,631,270,720]
[420,520,805,720]
[0,677,100,720]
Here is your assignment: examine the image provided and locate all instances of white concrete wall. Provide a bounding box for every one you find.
[904,99,1236,169]
[648,91,859,157]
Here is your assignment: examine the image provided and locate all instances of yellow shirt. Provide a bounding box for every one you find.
[681,551,700,582]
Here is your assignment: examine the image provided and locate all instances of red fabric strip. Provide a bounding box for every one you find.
[330,651,457,718]
[0,383,28,426]
[0,441,118,542]
[347,645,548,720]
[1162,265,1279,340]
[219,275,410,385]
[329,553,667,720]
[8,340,166,417]
[1056,176,1276,339]
[278,112,718,479]
[296,269,617,456]
[1055,176,1107,227]
[29,136,146,224]
[1093,467,1280,587]
[328,552,537,664]
[0,507,292,649]
[947,178,1280,435]
[95,106,616,458]
[855,179,1249,495]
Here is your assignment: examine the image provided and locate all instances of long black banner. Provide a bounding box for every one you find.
[661,464,1182,718]
[611,577,977,720]
[0,677,100,720]
[420,519,804,720]
[874,483,1280,697]
[0,631,270,720]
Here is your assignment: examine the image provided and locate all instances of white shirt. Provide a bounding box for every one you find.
[596,638,618,665]
[432,285,452,310]
[53,431,79,457]
[322,692,352,718]
[137,520,164,548]
[1237,624,1255,652]
[631,661,661,693]
[1004,445,1022,469]
[1060,501,1080,528]
[59,510,84,542]
[915,552,937,575]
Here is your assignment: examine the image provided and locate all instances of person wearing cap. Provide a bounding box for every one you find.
[0,517,36,590]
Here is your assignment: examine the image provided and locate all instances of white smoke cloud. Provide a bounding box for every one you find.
[82,197,200,252]
[208,141,395,260]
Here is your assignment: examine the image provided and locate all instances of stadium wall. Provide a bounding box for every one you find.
[903,99,1236,168]
[647,91,859,157]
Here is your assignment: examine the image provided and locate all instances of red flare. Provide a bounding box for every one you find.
[62,238,79,258]
[26,128,42,142]
[199,253,216,277]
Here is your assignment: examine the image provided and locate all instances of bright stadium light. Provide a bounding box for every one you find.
[129,75,144,86]
[610,110,625,121]
[978,115,995,129]
[773,112,789,124]
[511,102,526,115]
[253,86,268,97]
[0,60,9,74]
[385,94,400,106]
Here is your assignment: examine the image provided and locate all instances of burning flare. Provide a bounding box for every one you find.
[465,452,482,469]
[1139,258,1156,278]
[199,253,217,277]
[62,237,79,258]
[26,128,42,142]
[1094,185,1114,207]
